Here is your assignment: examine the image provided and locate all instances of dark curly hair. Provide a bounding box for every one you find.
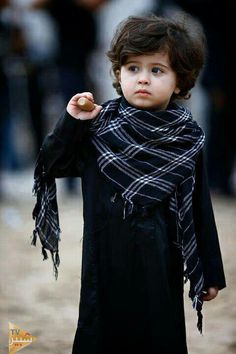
[107,13,207,100]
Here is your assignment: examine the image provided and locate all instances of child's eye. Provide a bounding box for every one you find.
[152,67,162,74]
[128,65,139,73]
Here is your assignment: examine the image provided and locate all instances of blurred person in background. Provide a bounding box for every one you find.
[0,0,32,194]
[0,0,57,172]
[30,0,107,194]
[173,0,236,197]
[0,0,10,198]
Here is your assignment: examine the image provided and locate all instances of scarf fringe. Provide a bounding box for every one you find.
[42,246,48,260]
[197,309,203,334]
[31,152,61,280]
[31,229,38,246]
[51,250,60,280]
[192,293,204,334]
[40,247,60,280]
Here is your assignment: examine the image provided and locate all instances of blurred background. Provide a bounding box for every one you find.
[0,0,235,353]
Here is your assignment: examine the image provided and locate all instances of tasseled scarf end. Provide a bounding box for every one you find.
[31,229,37,246]
[192,293,204,335]
[31,153,61,280]
[197,309,203,334]
[31,229,61,280]
[42,246,60,280]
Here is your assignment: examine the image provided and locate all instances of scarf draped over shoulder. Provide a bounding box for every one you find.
[31,96,205,332]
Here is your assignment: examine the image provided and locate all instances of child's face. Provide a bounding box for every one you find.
[117,52,180,111]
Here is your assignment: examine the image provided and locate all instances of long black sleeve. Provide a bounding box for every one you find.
[40,110,91,178]
[193,151,226,290]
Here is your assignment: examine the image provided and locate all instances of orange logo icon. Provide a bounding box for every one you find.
[9,322,37,353]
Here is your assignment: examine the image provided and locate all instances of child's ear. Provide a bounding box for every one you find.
[174,87,180,94]
[115,70,121,82]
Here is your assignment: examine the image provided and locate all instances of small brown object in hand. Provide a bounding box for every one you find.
[77,97,95,111]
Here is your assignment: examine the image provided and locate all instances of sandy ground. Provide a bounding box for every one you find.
[0,169,236,354]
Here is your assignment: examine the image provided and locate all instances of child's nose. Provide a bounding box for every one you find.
[138,73,150,85]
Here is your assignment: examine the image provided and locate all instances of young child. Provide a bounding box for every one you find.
[32,14,226,354]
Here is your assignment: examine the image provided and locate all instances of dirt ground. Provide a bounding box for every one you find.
[0,171,236,354]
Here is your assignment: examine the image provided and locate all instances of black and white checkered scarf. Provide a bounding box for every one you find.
[31,96,205,332]
[90,97,205,332]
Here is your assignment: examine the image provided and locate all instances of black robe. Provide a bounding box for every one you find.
[39,111,226,354]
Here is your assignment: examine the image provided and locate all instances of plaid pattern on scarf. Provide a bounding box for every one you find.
[90,97,205,332]
[31,152,61,279]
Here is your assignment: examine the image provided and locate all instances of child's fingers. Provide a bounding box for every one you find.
[66,92,101,120]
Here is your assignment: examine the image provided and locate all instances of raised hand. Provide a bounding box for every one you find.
[66,92,102,120]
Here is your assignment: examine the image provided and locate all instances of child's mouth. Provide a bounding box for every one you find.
[135,90,151,96]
